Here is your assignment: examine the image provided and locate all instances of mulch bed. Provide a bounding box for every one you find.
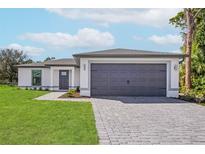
[58,92,90,98]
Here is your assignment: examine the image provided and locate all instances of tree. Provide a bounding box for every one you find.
[44,57,55,62]
[170,8,204,90]
[184,9,194,89]
[0,49,32,83]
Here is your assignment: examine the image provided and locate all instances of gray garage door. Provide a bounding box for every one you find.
[91,64,166,96]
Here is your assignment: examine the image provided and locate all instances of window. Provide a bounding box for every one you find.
[61,71,67,76]
[32,70,42,86]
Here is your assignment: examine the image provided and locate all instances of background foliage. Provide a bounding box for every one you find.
[0,49,32,84]
[170,9,205,99]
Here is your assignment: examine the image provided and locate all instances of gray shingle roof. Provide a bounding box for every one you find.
[16,58,77,67]
[73,48,185,58]
[44,58,77,66]
[16,62,46,67]
[17,48,185,68]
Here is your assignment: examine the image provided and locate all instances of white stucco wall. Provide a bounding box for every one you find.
[18,66,80,90]
[42,68,51,87]
[52,69,59,90]
[50,66,77,90]
[18,57,179,97]
[18,67,51,88]
[74,67,80,87]
[18,68,32,87]
[79,57,180,98]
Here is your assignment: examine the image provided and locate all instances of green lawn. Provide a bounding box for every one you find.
[0,85,98,144]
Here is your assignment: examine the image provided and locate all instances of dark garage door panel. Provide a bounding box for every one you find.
[91,64,166,96]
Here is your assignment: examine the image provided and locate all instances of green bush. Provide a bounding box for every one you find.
[179,86,186,94]
[183,89,205,103]
[67,89,76,97]
[185,89,204,98]
[192,77,205,91]
[0,80,17,85]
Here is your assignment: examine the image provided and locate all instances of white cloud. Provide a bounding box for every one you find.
[46,8,180,27]
[133,36,143,41]
[148,34,182,45]
[19,28,115,48]
[6,43,45,56]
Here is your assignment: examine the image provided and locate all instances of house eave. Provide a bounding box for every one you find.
[17,65,79,68]
[16,66,49,68]
[73,54,185,59]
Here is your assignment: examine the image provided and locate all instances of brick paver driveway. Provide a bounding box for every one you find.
[91,97,205,145]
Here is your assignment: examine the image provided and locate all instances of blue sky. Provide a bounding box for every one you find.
[0,8,182,61]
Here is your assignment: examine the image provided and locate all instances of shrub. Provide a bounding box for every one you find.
[67,89,76,97]
[25,87,28,90]
[192,77,205,91]
[33,87,37,90]
[188,89,205,98]
[39,87,42,91]
[182,89,205,103]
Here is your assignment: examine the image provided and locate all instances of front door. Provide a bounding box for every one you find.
[59,70,69,90]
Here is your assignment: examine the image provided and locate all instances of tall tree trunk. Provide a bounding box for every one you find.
[185,9,194,90]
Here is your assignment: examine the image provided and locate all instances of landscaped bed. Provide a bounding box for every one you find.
[179,89,205,104]
[58,89,89,98]
[179,94,205,103]
[0,85,98,144]
[179,91,205,106]
[59,91,81,98]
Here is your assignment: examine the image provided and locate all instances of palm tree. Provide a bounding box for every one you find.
[184,8,194,89]
[184,8,203,90]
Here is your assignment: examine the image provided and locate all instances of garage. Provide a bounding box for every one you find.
[91,63,167,96]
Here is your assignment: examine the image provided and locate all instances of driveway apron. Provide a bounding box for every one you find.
[91,97,205,145]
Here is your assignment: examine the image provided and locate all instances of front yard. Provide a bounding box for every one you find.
[0,85,98,144]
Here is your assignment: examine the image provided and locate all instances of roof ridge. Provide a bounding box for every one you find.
[44,58,74,62]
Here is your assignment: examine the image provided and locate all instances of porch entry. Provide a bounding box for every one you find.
[59,70,69,90]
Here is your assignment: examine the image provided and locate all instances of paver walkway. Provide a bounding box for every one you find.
[91,97,205,145]
[35,92,67,100]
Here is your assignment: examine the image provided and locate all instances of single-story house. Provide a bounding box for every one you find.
[17,48,184,98]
